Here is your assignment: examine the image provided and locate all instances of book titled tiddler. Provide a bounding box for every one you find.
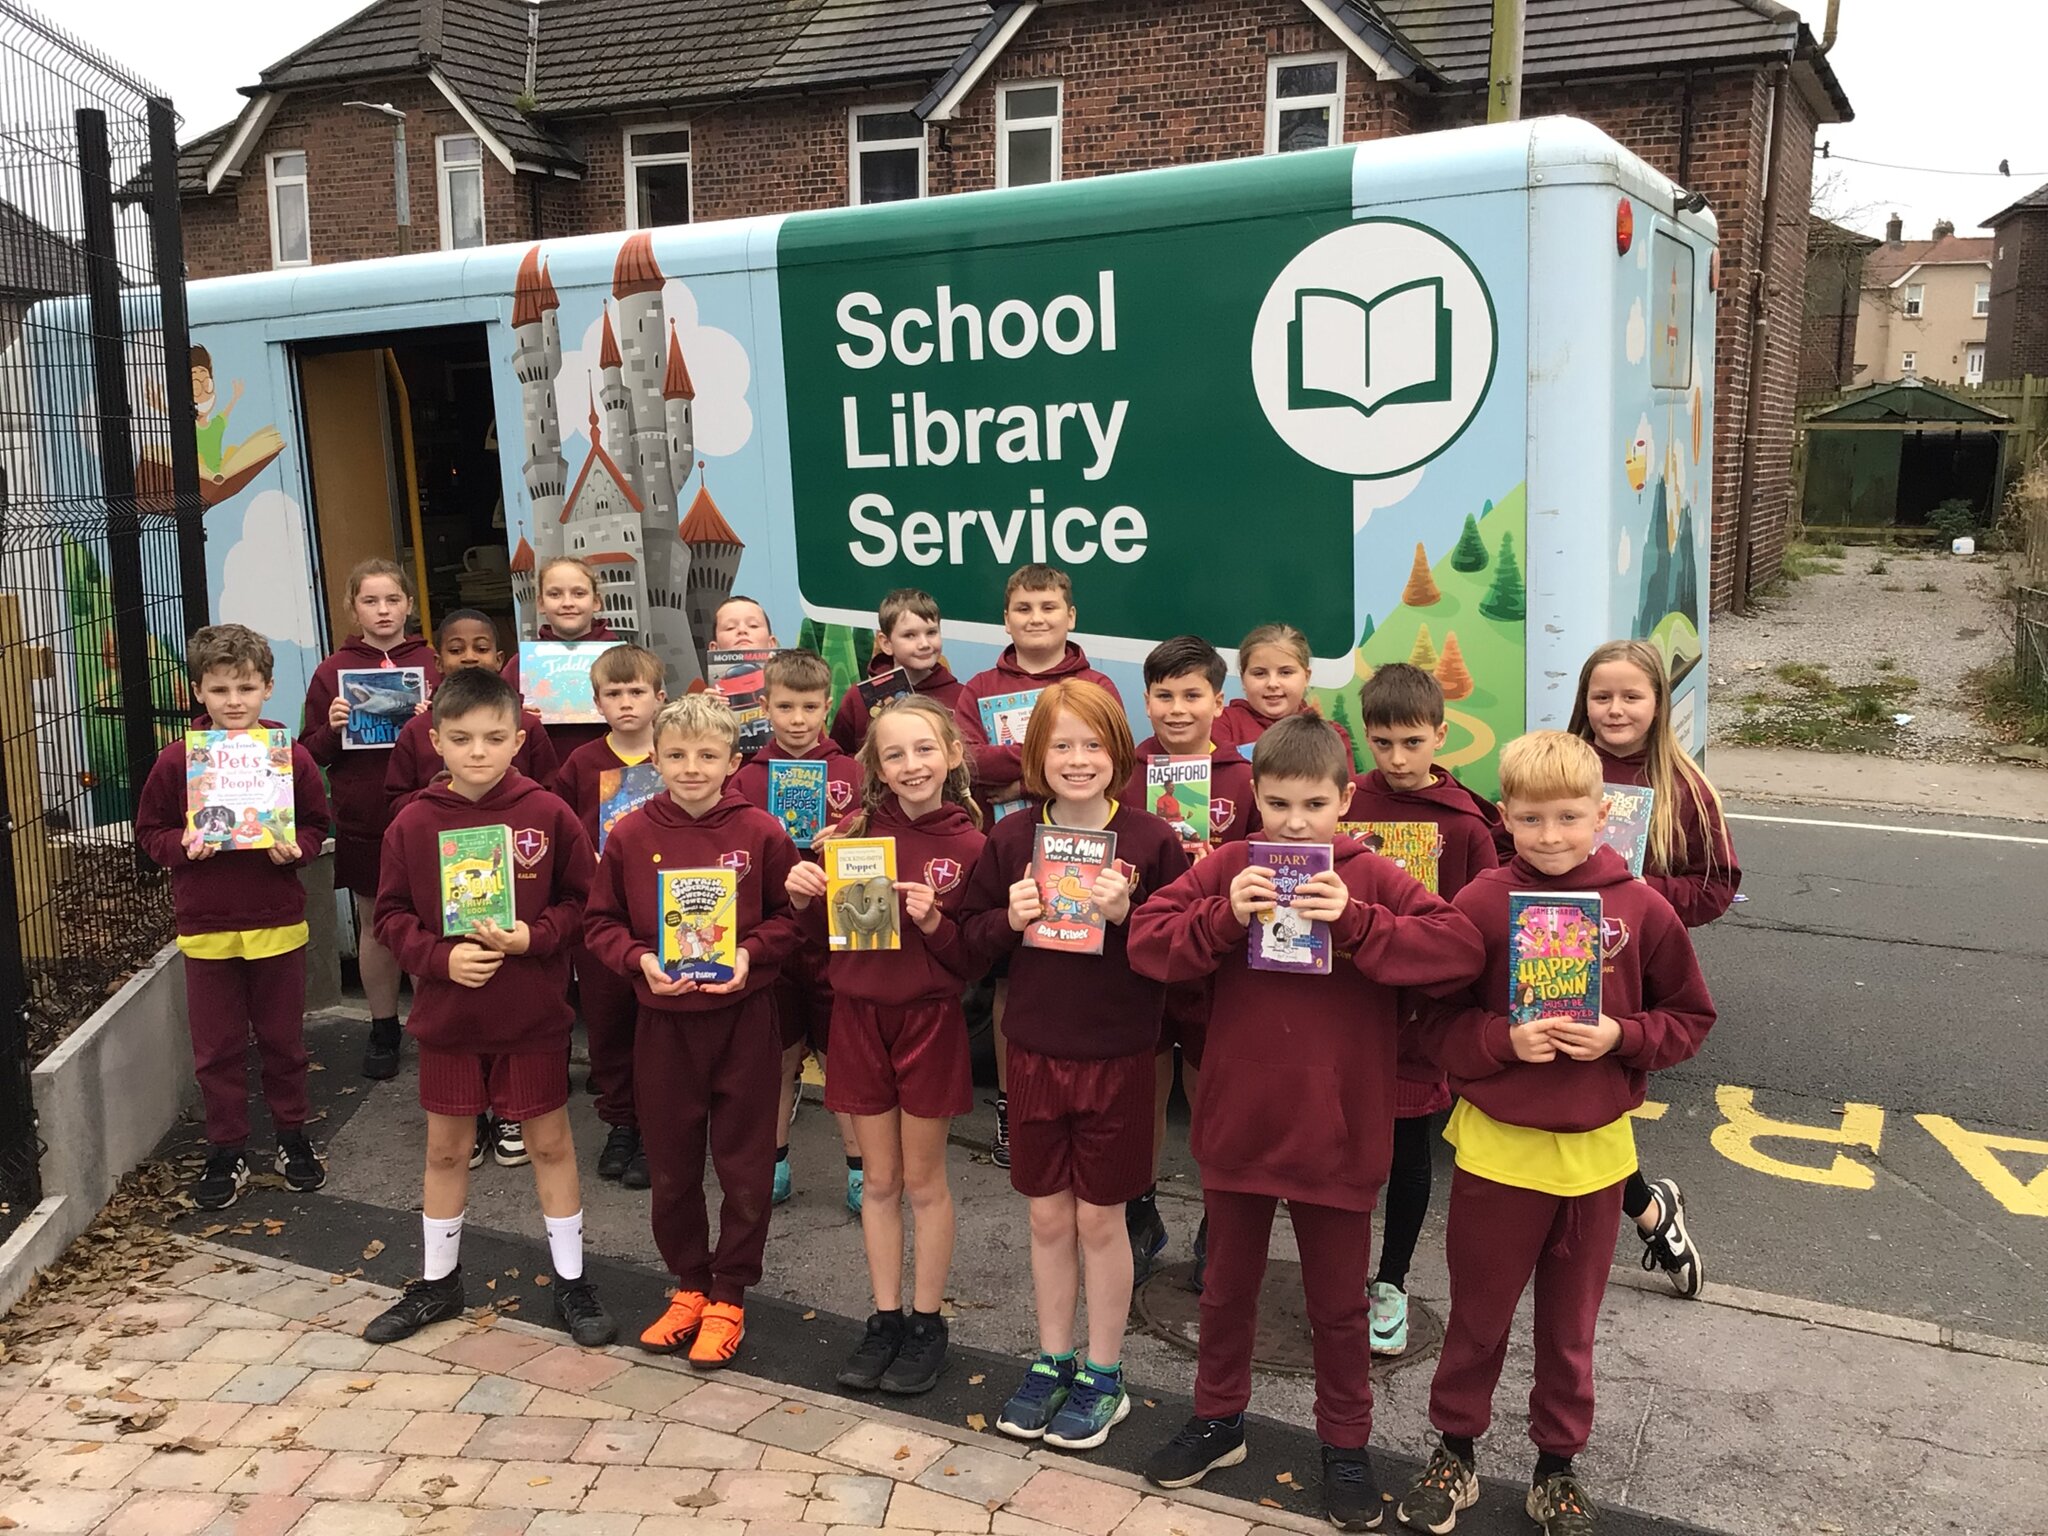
[338,667,425,749]
[185,728,296,849]
[520,641,604,725]
[658,867,739,984]
[438,825,515,935]
[1025,825,1117,956]
[1508,891,1603,1026]
[1247,841,1332,974]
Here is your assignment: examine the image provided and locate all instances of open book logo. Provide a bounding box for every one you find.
[1253,218,1498,479]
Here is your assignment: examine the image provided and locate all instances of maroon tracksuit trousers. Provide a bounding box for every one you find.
[1196,1189,1375,1448]
[577,947,639,1129]
[184,949,310,1149]
[634,994,778,1303]
[1429,1168,1625,1458]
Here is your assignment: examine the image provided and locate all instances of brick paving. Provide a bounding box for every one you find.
[0,1243,1325,1536]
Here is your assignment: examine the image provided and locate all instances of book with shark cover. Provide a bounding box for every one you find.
[338,668,426,749]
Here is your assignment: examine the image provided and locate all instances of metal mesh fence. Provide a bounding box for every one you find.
[0,0,201,1241]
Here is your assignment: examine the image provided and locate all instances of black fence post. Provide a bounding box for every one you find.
[75,105,156,826]
[0,467,41,1224]
[146,94,207,639]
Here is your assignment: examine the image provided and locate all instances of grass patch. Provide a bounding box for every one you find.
[1875,656,1896,671]
[1778,539,1845,581]
[1773,660,1833,691]
[1964,661,2048,747]
[1869,557,1890,575]
[1733,669,1922,753]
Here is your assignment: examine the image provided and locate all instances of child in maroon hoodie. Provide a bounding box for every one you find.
[1569,639,1737,1297]
[1396,732,1714,1536]
[385,610,558,806]
[1212,623,1355,766]
[786,696,987,1396]
[137,625,331,1212]
[1117,635,1259,1284]
[953,563,1122,1170]
[730,649,866,1210]
[553,643,668,1189]
[1347,662,1501,1360]
[960,679,1187,1455]
[582,693,803,1369]
[829,587,966,756]
[300,558,440,1083]
[1127,717,1483,1527]
[362,668,616,1351]
[502,555,622,761]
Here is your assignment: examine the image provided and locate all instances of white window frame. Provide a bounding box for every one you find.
[623,121,694,230]
[435,134,486,250]
[1903,283,1924,318]
[1265,52,1347,156]
[1901,351,1917,376]
[1973,280,1990,317]
[1965,344,1986,384]
[997,80,1062,189]
[849,103,927,205]
[265,150,309,268]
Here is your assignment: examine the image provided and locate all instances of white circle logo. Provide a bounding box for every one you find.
[1252,218,1498,479]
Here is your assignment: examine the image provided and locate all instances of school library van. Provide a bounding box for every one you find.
[161,114,1713,800]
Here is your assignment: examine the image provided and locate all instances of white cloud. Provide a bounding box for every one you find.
[1625,298,1646,364]
[555,278,754,461]
[1353,468,1423,533]
[219,490,318,648]
[1618,526,1633,575]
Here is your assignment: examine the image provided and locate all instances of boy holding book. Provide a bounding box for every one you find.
[1127,717,1483,1529]
[137,624,331,1211]
[729,648,866,1209]
[583,694,803,1368]
[830,587,965,756]
[1346,663,1501,1356]
[1397,732,1714,1536]
[553,643,668,1188]
[713,595,779,650]
[363,668,616,1349]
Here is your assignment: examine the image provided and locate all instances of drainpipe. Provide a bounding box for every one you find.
[1730,66,1790,615]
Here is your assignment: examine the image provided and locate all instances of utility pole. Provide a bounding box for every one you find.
[1488,0,1525,124]
[345,101,411,254]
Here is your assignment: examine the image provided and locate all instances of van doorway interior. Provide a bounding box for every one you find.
[293,324,511,652]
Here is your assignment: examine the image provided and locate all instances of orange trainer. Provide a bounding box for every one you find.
[688,1302,745,1369]
[639,1289,708,1354]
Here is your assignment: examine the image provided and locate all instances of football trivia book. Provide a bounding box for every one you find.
[337,667,425,749]
[437,824,515,934]
[1599,784,1655,877]
[1508,891,1603,1026]
[768,758,829,849]
[1145,756,1211,846]
[658,867,739,983]
[1025,824,1117,956]
[1340,820,1445,894]
[825,837,900,951]
[185,728,296,850]
[1247,840,1332,974]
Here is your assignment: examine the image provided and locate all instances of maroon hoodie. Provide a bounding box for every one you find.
[954,643,1123,800]
[830,654,966,756]
[1123,737,1260,847]
[582,787,803,1013]
[1127,836,1484,1211]
[372,771,593,1054]
[301,634,441,843]
[136,718,331,936]
[1213,697,1356,768]
[958,802,1189,1060]
[1594,746,1741,927]
[1417,846,1715,1133]
[729,740,865,844]
[552,735,655,855]
[500,620,622,761]
[805,797,988,1005]
[1347,765,1503,1115]
[384,707,559,808]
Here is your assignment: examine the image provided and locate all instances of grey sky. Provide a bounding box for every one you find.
[60,0,2042,241]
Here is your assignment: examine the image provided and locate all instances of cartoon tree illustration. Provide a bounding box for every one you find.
[1401,542,1441,606]
[1356,613,1376,650]
[1435,632,1475,700]
[1450,514,1489,572]
[1407,622,1438,671]
[1479,531,1527,621]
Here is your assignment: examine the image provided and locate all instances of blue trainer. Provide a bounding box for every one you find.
[845,1167,864,1215]
[1043,1366,1130,1452]
[997,1354,1074,1441]
[772,1159,793,1206]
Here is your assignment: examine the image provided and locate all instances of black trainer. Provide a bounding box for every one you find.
[991,1093,1011,1169]
[470,1115,490,1171]
[621,1144,651,1190]
[553,1279,618,1347]
[836,1309,905,1390]
[879,1314,948,1394]
[363,1269,466,1344]
[1525,1472,1599,1536]
[362,1017,402,1080]
[1127,1195,1168,1280]
[1145,1414,1247,1490]
[1637,1177,1703,1298]
[275,1132,326,1192]
[193,1148,249,1211]
[1396,1442,1479,1533]
[597,1124,640,1182]
[1322,1444,1385,1531]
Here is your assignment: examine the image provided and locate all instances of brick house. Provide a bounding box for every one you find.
[1801,215,1875,392]
[1984,182,2048,382]
[1855,216,1994,388]
[166,0,1849,609]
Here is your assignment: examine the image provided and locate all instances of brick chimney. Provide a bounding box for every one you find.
[1885,212,1903,244]
[1933,218,1955,239]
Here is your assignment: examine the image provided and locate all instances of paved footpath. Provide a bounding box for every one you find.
[0,1239,1369,1536]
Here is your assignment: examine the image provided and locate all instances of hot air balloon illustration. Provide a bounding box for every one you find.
[1624,415,1653,495]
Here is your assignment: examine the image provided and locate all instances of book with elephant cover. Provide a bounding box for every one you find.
[1025,824,1117,956]
[657,867,739,984]
[825,836,900,952]
[1247,840,1332,974]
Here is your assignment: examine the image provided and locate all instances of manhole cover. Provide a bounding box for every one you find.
[1136,1261,1443,1377]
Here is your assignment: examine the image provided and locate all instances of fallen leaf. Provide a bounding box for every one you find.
[197,1224,228,1239]
[894,1445,912,1460]
[262,1220,285,1235]
[421,1474,457,1497]
[345,1379,374,1393]
[1277,1471,1296,1486]
[674,1490,722,1509]
[361,1240,385,1261]
[965,1413,987,1433]
[986,1499,1003,1513]
[165,1435,216,1454]
[505,1269,520,1279]
[109,1388,145,1404]
[268,1425,301,1442]
[0,1514,19,1528]
[801,1310,817,1321]
[968,1373,986,1386]
[62,1441,100,1455]
[782,1404,805,1415]
[533,1276,550,1288]
[339,1086,358,1096]
[1260,1498,1283,1509]
[486,1280,498,1292]
[399,1504,429,1518]
[1143,1398,1158,1408]
[527,1475,552,1487]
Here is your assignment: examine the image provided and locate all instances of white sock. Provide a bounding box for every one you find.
[545,1210,585,1281]
[423,1212,464,1281]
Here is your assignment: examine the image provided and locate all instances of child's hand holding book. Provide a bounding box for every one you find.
[895,880,942,935]
[467,919,531,955]
[1547,1013,1622,1061]
[786,862,828,911]
[1288,869,1352,925]
[696,947,751,996]
[264,839,302,866]
[448,943,503,989]
[1227,864,1276,926]
[640,951,693,996]
[1006,874,1043,933]
[1089,864,1133,925]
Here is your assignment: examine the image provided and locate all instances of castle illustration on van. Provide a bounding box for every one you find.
[507,235,742,689]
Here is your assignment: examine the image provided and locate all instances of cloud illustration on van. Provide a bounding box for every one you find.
[219,490,319,648]
[1353,467,1422,532]
[557,278,754,458]
[1625,298,1646,365]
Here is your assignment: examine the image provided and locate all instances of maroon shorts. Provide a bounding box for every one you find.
[1005,1044,1154,1206]
[1156,979,1211,1067]
[418,1046,568,1121]
[332,832,383,900]
[825,995,973,1121]
[775,951,833,1053]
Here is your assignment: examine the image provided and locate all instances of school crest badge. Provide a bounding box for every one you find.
[1211,797,1237,833]
[512,827,548,868]
[1601,916,1631,960]
[718,850,752,880]
[924,856,963,893]
[826,778,854,812]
